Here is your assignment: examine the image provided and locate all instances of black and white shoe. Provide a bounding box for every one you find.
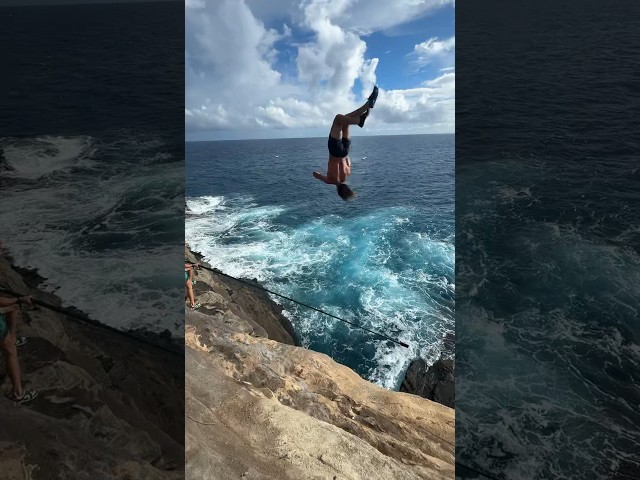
[6,389,38,404]
[358,110,369,128]
[368,86,379,108]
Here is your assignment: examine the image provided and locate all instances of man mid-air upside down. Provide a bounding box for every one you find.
[313,86,378,200]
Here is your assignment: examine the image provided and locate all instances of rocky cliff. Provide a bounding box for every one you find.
[185,250,455,480]
[401,357,455,409]
[0,254,184,480]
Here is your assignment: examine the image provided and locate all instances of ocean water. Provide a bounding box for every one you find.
[186,134,454,389]
[456,1,640,479]
[0,2,184,335]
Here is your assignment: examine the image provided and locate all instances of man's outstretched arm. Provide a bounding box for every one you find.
[313,171,334,184]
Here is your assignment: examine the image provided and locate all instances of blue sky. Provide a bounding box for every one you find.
[186,0,455,141]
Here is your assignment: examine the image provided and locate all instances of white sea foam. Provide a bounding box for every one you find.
[1,134,182,335]
[2,135,94,179]
[186,195,455,389]
[187,195,227,215]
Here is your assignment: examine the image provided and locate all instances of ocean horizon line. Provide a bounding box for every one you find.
[186,132,454,143]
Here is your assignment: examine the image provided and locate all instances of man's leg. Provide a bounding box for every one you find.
[345,100,370,120]
[341,123,350,141]
[329,89,378,138]
[346,85,378,120]
[330,113,360,139]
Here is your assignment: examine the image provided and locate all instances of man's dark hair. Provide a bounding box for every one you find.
[337,183,356,201]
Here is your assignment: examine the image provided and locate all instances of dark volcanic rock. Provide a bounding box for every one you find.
[400,356,455,408]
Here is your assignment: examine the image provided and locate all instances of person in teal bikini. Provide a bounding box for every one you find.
[1,295,37,404]
[185,262,200,309]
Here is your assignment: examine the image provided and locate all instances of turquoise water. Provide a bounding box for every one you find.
[186,134,454,389]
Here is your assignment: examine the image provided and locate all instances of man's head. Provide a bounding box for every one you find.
[337,183,356,201]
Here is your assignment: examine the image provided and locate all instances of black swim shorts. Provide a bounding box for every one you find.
[328,135,351,158]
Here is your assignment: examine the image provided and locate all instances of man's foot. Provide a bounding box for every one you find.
[358,110,369,128]
[190,303,201,310]
[6,390,38,404]
[368,86,378,108]
[15,336,27,347]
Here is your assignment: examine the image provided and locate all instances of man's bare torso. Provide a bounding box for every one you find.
[314,156,351,184]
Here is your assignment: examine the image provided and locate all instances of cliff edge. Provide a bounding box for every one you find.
[185,251,454,480]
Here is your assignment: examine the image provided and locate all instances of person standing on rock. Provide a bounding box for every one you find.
[0,295,38,404]
[185,262,201,309]
[313,86,378,200]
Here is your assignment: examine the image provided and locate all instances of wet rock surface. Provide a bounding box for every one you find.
[401,356,455,409]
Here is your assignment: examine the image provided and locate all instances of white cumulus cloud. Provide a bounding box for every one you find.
[185,0,455,139]
[413,36,455,67]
